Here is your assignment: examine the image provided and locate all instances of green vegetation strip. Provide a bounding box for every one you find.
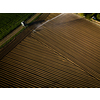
[0,13,35,40]
[0,27,26,49]
[78,13,100,21]
[0,13,42,49]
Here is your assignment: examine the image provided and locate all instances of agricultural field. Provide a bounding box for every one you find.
[0,13,35,40]
[0,13,100,88]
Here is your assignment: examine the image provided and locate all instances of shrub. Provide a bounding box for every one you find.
[78,13,86,16]
[96,14,100,21]
[85,13,93,19]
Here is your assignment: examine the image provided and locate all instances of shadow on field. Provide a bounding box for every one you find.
[28,20,45,27]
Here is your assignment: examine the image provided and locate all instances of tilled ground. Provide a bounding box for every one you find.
[0,13,100,88]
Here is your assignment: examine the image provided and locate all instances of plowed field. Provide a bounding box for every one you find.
[0,13,100,88]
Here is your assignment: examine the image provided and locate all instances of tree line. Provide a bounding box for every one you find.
[79,13,100,21]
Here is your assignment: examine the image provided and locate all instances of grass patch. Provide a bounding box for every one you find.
[78,13,86,17]
[0,13,35,40]
[85,13,94,20]
[0,13,42,49]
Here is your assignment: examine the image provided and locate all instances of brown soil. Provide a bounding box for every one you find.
[0,13,100,88]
